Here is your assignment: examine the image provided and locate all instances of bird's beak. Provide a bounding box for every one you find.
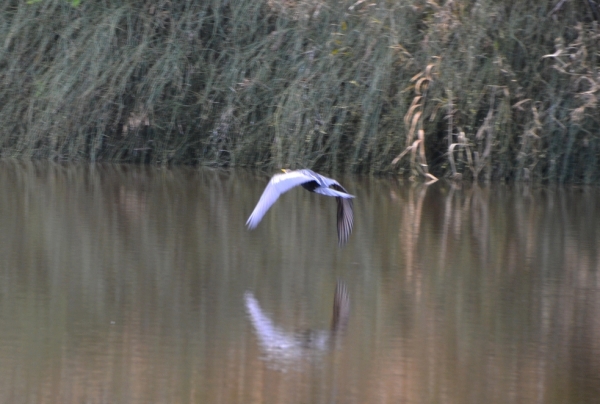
[281,169,288,173]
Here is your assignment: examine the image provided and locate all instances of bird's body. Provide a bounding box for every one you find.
[246,169,354,245]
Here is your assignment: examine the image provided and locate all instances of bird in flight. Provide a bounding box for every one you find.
[246,169,355,246]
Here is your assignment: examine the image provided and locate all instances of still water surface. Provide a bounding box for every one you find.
[0,161,599,403]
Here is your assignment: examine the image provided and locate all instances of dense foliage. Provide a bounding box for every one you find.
[0,0,598,182]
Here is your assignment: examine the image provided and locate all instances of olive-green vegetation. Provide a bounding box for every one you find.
[0,0,598,182]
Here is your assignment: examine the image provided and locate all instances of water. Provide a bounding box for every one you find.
[0,161,598,404]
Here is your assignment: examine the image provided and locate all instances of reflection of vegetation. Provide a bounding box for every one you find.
[1,1,599,181]
[0,163,599,402]
[376,181,600,403]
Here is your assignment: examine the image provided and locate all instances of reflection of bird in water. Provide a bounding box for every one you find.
[246,169,355,246]
[244,281,350,359]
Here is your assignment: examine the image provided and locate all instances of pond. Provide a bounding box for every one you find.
[0,161,598,403]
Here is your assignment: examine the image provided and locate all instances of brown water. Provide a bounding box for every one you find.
[0,161,598,404]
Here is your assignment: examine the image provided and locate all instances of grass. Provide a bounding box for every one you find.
[0,0,598,182]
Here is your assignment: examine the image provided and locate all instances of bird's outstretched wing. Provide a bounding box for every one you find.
[246,171,314,229]
[311,186,353,198]
[331,184,354,246]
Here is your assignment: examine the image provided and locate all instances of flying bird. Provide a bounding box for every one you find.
[246,169,355,245]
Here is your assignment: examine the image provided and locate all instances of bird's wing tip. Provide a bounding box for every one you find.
[246,215,258,229]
